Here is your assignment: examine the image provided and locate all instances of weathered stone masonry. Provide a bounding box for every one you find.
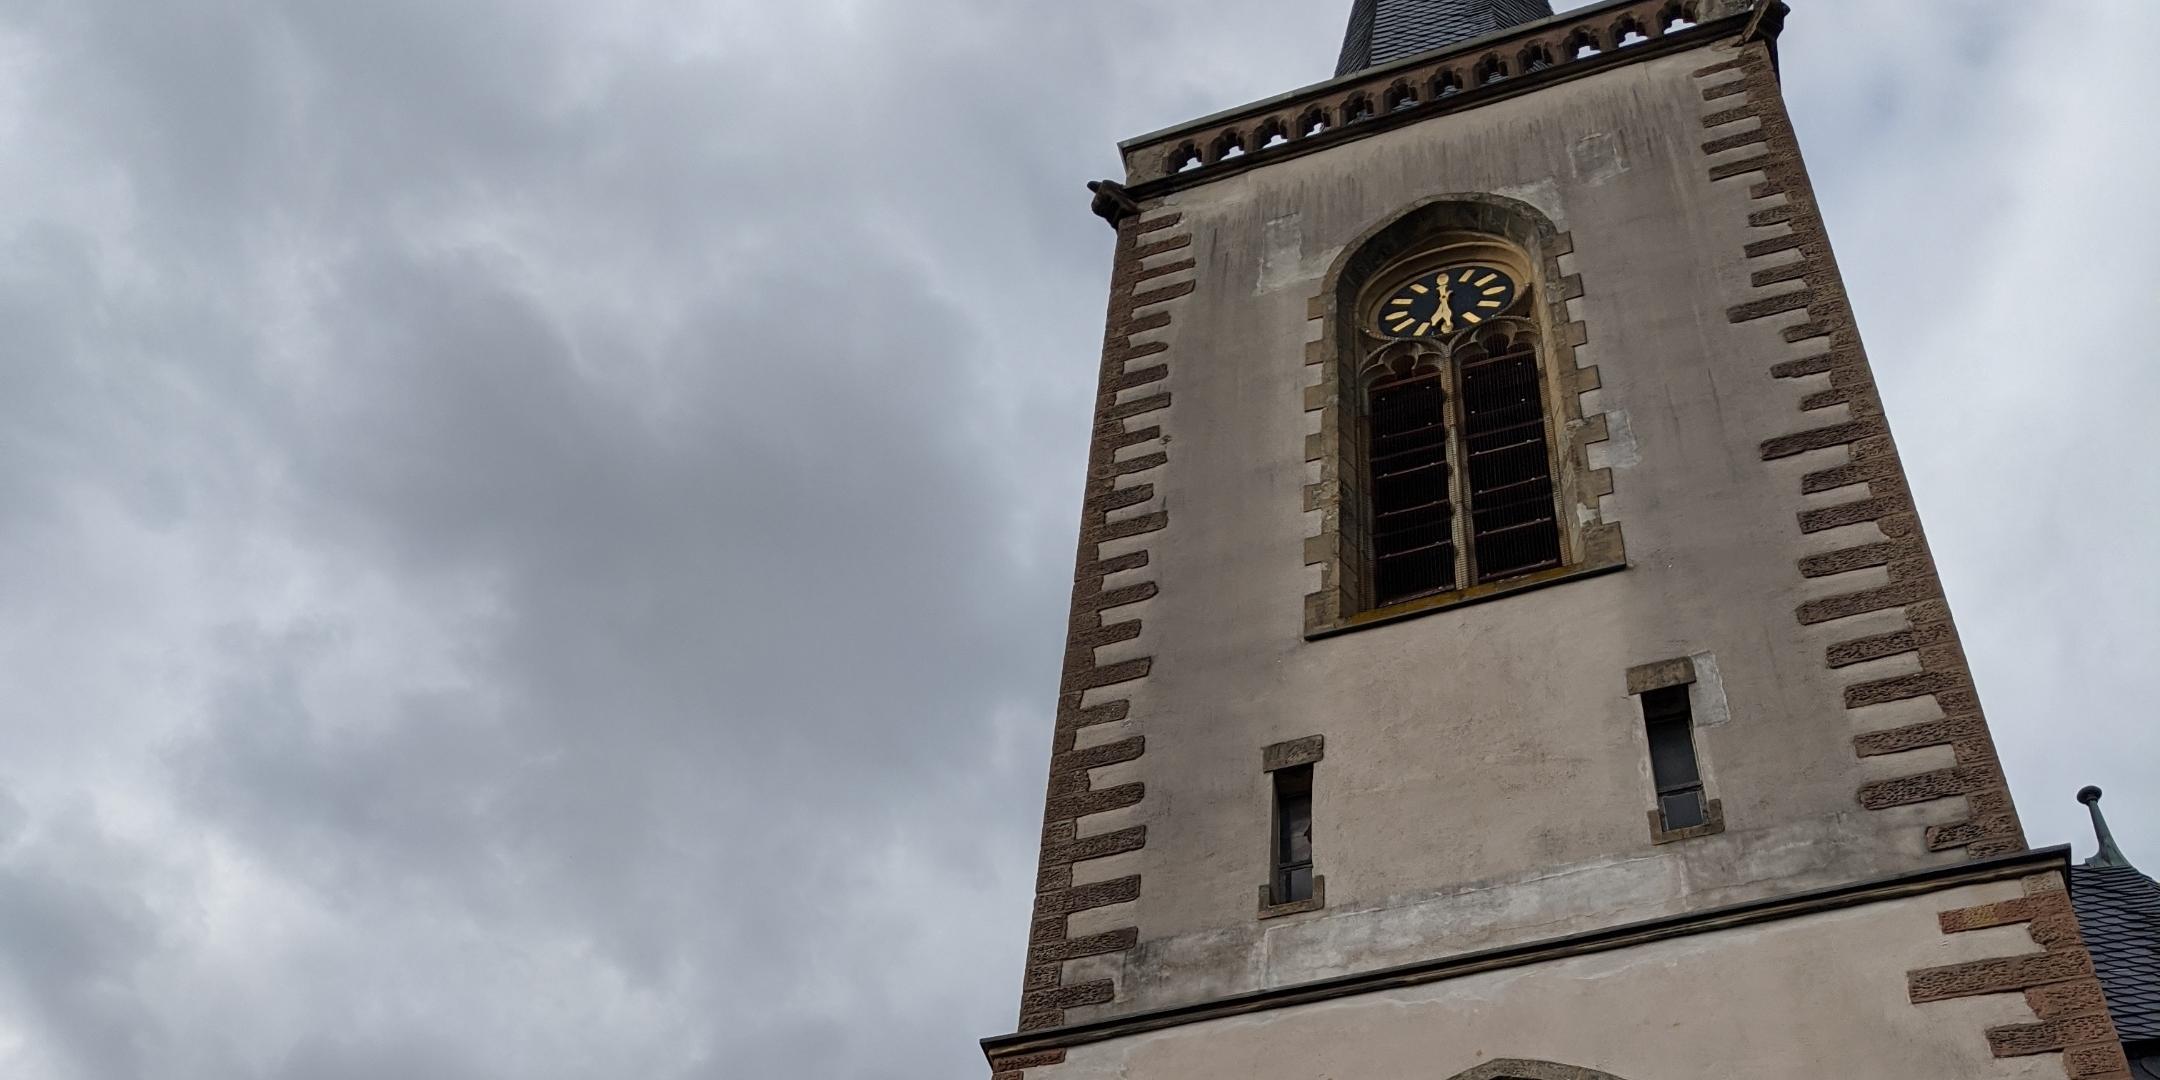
[992,6,2085,1077]
[996,208,1192,1078]
[1691,40,2026,861]
[1695,36,2128,1080]
[1916,872,2133,1079]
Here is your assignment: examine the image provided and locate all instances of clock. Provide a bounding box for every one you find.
[1375,265,1520,338]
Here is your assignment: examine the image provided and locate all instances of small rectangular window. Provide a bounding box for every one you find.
[1642,685,1706,830]
[1272,765,1314,904]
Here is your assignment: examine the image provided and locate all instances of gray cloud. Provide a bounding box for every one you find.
[0,1,2153,1078]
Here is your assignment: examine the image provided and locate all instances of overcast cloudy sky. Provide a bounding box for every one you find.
[0,1,2154,1077]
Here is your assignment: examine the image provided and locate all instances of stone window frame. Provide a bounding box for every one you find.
[1257,735,1327,920]
[1304,193,1624,639]
[1626,656,1728,845]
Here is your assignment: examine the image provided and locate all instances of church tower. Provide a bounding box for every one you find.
[985,3,2135,1077]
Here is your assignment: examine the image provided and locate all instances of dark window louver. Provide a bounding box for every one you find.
[1459,339,1561,583]
[1368,371,1457,605]
[1364,331,1562,609]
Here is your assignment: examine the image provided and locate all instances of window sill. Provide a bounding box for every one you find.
[1649,799,1726,846]
[1306,555,1627,641]
[1257,876,1326,920]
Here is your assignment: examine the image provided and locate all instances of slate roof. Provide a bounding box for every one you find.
[2074,861,2160,1043]
[1336,0,1557,77]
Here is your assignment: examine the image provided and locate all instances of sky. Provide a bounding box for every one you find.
[0,1,2154,1077]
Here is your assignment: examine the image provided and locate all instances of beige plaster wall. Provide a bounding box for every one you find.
[1062,43,1969,1020]
[1046,883,2055,1080]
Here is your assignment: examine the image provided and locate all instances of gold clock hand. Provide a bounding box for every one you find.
[1435,286,1455,333]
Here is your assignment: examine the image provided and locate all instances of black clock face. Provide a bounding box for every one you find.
[1375,265,1520,338]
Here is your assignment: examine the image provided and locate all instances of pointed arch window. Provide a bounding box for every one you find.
[1302,195,1628,638]
[1358,245,1563,606]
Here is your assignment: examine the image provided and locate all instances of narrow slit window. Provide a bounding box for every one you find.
[1272,765,1314,905]
[1642,686,1706,830]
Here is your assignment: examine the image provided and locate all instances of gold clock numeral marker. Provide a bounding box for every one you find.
[1482,286,1507,296]
[1475,273,1497,287]
[1462,312,1484,325]
[1409,284,1429,295]
[1460,269,1476,283]
[1478,300,1502,309]
[1390,298,1414,306]
[1414,322,1431,336]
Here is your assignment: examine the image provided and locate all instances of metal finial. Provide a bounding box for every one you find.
[2079,785,2131,868]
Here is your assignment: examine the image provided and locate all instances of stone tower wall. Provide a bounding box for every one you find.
[1032,36,2014,1025]
[991,7,2120,1077]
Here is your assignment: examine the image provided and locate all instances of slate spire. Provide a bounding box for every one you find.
[1336,0,1558,77]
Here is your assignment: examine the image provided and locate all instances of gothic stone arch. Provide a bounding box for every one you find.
[1302,192,1624,636]
[1446,1061,1637,1080]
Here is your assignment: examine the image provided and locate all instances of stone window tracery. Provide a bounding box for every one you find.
[1356,242,1563,604]
[1303,194,1624,637]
